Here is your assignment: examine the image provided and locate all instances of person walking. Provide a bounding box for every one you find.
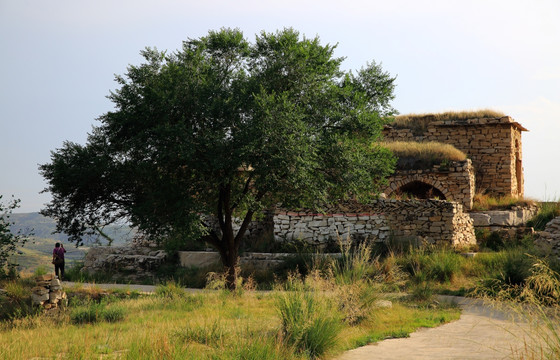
[52,242,66,280]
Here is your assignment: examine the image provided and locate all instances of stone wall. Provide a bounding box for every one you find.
[382,116,527,197]
[469,206,538,228]
[383,159,475,210]
[82,242,167,281]
[178,251,341,270]
[274,199,476,248]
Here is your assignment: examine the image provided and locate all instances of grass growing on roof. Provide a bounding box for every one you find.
[472,193,536,211]
[389,109,506,135]
[380,141,466,169]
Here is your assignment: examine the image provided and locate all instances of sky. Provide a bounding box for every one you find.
[1,0,559,213]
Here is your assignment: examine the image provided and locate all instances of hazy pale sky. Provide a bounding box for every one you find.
[1,0,559,212]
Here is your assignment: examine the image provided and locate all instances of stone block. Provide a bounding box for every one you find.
[178,251,221,268]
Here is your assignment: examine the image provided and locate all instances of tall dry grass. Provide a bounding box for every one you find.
[474,257,560,359]
[473,193,536,211]
[380,141,466,168]
[389,109,506,135]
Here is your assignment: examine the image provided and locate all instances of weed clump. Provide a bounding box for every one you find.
[527,201,560,230]
[70,302,126,324]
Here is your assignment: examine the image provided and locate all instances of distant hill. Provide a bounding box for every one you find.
[7,212,135,273]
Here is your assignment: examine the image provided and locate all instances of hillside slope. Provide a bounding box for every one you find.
[7,212,135,273]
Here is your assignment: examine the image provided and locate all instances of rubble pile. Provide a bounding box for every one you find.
[31,274,67,310]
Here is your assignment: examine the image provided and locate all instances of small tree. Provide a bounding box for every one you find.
[0,196,28,277]
[40,28,397,288]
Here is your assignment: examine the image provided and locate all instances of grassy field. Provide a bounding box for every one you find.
[0,283,459,360]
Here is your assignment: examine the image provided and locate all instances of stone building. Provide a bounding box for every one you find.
[382,115,528,204]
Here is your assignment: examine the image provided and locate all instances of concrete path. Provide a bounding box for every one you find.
[337,295,537,360]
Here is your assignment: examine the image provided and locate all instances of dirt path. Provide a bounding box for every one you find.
[337,296,535,360]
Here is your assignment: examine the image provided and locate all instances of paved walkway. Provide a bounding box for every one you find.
[337,295,537,360]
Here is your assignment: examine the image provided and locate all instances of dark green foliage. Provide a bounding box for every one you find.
[276,288,341,358]
[480,231,505,251]
[70,302,126,324]
[40,28,397,288]
[1,196,31,275]
[527,202,560,231]
[0,279,39,321]
[398,247,464,284]
[499,249,533,286]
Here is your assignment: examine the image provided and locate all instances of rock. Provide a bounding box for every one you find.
[374,299,393,309]
[469,213,490,226]
[31,292,49,305]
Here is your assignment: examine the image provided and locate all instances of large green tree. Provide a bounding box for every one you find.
[40,28,396,287]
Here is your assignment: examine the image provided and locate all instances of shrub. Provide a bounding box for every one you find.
[70,303,101,324]
[499,249,533,286]
[520,257,560,306]
[175,320,227,346]
[332,239,373,285]
[214,337,299,360]
[410,280,435,302]
[155,281,186,298]
[335,281,379,325]
[70,302,126,324]
[527,201,560,231]
[0,279,37,321]
[276,278,341,358]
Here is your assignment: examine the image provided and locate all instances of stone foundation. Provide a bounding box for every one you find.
[469,206,538,228]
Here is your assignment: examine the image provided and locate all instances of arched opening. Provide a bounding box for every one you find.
[395,181,446,200]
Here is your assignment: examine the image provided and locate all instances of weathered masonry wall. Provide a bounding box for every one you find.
[383,159,475,210]
[382,116,526,197]
[274,199,476,248]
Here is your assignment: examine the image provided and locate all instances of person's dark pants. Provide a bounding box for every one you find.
[55,260,65,280]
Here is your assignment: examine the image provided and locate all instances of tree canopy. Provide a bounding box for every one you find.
[40,28,397,287]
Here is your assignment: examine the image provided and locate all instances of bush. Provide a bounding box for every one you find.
[70,302,126,324]
[332,240,373,285]
[276,277,341,358]
[500,249,533,286]
[0,277,40,321]
[398,247,464,284]
[155,281,186,298]
[175,320,227,346]
[527,201,560,231]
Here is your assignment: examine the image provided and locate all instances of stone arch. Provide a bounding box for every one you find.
[385,176,451,201]
[396,180,446,200]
